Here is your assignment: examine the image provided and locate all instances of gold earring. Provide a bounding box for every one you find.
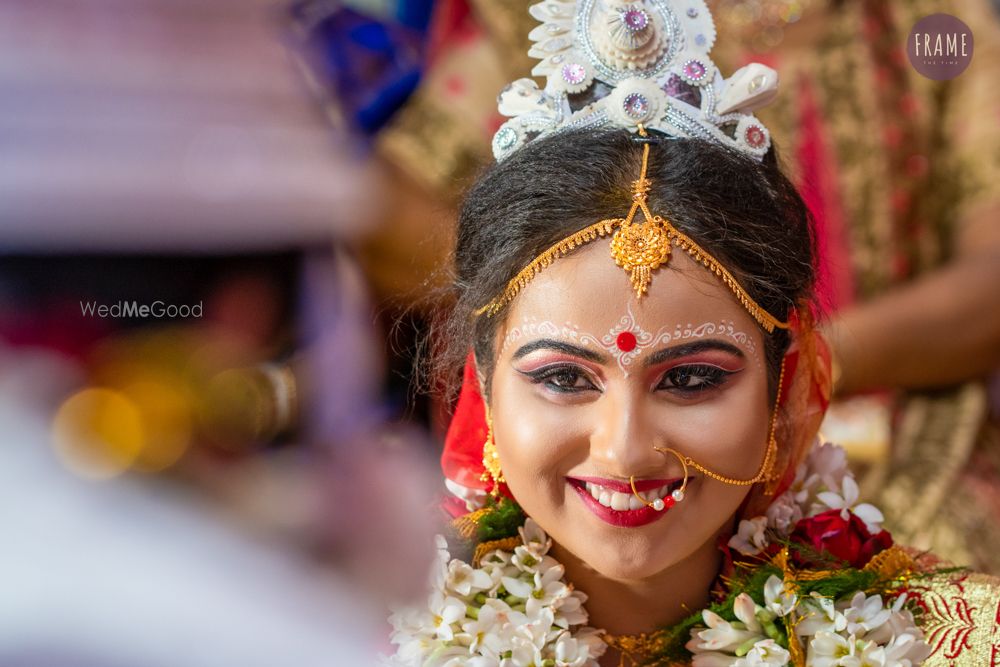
[480,407,504,497]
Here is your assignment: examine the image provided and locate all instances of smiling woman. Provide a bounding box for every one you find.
[382,1,999,666]
[432,129,816,656]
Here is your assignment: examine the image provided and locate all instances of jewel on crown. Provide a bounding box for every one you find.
[492,0,780,161]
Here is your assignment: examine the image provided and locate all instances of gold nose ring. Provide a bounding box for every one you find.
[629,446,689,511]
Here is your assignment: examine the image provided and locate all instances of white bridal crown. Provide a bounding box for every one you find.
[492,0,779,161]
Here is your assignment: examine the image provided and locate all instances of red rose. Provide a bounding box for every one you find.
[791,509,893,569]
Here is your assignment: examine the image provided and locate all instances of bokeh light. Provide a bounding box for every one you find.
[52,387,145,479]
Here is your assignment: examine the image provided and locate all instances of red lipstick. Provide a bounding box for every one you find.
[566,477,683,528]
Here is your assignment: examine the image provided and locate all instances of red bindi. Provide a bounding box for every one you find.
[616,331,637,352]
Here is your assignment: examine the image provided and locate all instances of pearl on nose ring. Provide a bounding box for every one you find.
[628,446,690,511]
[629,475,669,511]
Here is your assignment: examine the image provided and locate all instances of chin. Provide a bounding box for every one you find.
[576,540,682,582]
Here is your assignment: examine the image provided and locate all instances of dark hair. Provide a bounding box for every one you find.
[436,129,815,400]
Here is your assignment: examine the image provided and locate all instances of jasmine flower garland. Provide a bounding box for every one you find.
[682,441,932,667]
[385,442,935,667]
[383,519,607,667]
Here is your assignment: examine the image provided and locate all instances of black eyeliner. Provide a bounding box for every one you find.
[516,364,596,393]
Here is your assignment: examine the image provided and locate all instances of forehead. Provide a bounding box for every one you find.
[502,238,762,342]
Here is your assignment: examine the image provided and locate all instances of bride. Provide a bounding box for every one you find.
[384,1,997,665]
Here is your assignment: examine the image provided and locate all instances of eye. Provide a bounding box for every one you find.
[520,365,598,393]
[656,364,735,395]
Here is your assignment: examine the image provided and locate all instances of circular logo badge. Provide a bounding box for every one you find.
[908,13,974,80]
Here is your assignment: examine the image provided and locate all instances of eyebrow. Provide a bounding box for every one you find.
[510,337,744,367]
[643,340,745,367]
[511,339,607,363]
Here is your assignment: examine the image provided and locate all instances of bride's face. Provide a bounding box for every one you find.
[488,240,772,581]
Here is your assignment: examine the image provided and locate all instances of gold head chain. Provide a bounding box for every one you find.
[473,127,789,334]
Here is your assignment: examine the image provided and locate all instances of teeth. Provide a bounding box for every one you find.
[584,481,671,511]
[610,492,630,511]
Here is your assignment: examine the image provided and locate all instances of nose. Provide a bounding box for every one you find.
[588,390,667,478]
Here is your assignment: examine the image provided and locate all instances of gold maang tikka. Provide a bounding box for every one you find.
[474,126,790,334]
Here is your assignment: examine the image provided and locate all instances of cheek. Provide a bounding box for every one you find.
[658,374,771,471]
[490,375,585,500]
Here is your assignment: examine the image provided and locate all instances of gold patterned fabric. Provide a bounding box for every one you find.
[914,567,1000,665]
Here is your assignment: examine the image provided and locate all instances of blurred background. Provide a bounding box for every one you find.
[0,0,998,664]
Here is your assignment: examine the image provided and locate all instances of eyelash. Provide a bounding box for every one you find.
[522,365,597,394]
[656,365,734,394]
[521,364,737,396]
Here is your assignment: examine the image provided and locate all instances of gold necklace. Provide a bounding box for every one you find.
[602,629,687,667]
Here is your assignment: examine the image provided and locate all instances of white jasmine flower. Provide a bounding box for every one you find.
[791,441,849,512]
[763,575,797,617]
[428,592,467,641]
[503,635,544,667]
[462,602,504,653]
[881,632,932,667]
[733,593,766,632]
[730,516,770,556]
[794,593,847,637]
[687,595,766,654]
[553,591,589,627]
[478,550,514,594]
[809,636,885,667]
[553,631,594,667]
[483,597,530,632]
[513,545,559,574]
[427,647,479,667]
[446,558,494,597]
[500,573,534,599]
[806,441,850,490]
[839,591,891,637]
[429,535,452,590]
[445,477,489,512]
[517,604,557,652]
[691,638,790,667]
[850,638,887,667]
[479,549,511,568]
[434,533,451,556]
[519,518,552,555]
[815,476,884,534]
[573,627,607,659]
[387,604,434,640]
[443,657,497,667]
[807,631,852,667]
[744,638,791,666]
[531,564,571,604]
[692,652,751,666]
[766,491,804,536]
[865,596,931,666]
[392,633,442,664]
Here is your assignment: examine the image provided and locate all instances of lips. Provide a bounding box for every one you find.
[566,476,687,528]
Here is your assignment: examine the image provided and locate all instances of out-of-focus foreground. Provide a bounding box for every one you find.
[0,0,439,664]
